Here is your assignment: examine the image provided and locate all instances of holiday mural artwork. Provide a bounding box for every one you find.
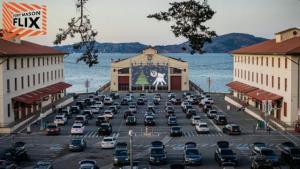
[132,65,168,87]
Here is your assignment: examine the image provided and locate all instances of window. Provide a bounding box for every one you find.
[171,68,182,74]
[21,76,24,89]
[261,73,263,84]
[43,72,45,84]
[241,69,243,79]
[266,57,268,66]
[14,78,17,91]
[14,59,17,69]
[38,57,40,66]
[285,78,287,91]
[62,69,64,77]
[55,70,57,80]
[237,69,240,78]
[43,57,45,66]
[256,57,258,65]
[248,71,250,81]
[58,69,61,78]
[285,57,288,69]
[38,73,41,84]
[21,58,24,68]
[248,56,250,64]
[33,74,35,86]
[252,72,254,82]
[47,72,49,82]
[6,58,10,70]
[252,57,254,64]
[266,75,268,86]
[27,58,30,67]
[256,73,258,83]
[244,70,246,79]
[58,57,60,64]
[272,57,274,67]
[7,79,10,93]
[47,57,49,65]
[278,58,280,68]
[278,77,280,90]
[27,75,30,87]
[283,102,287,117]
[51,71,53,80]
[118,68,129,74]
[261,57,263,66]
[51,57,53,64]
[234,69,236,77]
[55,57,57,64]
[272,76,274,88]
[33,58,35,67]
[7,104,10,117]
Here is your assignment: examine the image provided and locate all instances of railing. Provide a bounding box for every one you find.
[189,80,203,93]
[98,81,111,92]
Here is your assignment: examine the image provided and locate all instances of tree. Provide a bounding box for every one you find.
[135,71,149,85]
[148,0,217,54]
[53,0,98,67]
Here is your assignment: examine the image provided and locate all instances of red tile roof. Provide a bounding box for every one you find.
[231,37,300,55]
[0,39,67,57]
[226,81,258,93]
[247,89,282,101]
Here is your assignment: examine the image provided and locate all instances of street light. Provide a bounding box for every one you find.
[128,130,133,169]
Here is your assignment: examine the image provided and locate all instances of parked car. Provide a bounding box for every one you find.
[154,95,161,102]
[121,98,129,105]
[96,115,109,126]
[54,114,67,125]
[110,92,120,99]
[103,109,114,119]
[181,101,190,110]
[70,106,80,114]
[45,123,60,135]
[75,101,85,110]
[137,98,145,105]
[82,110,93,119]
[113,148,129,166]
[0,142,29,163]
[90,106,100,114]
[207,109,218,119]
[128,105,137,113]
[98,123,112,136]
[184,142,197,150]
[33,160,53,169]
[109,105,118,114]
[124,110,133,119]
[151,141,165,149]
[249,155,273,169]
[94,101,104,109]
[101,137,116,149]
[203,104,212,113]
[74,114,87,124]
[84,98,93,106]
[222,124,241,135]
[183,105,193,113]
[144,116,155,126]
[251,142,267,155]
[147,102,155,111]
[60,108,71,118]
[214,141,238,166]
[113,102,121,109]
[184,148,202,165]
[165,109,175,118]
[170,126,183,137]
[167,116,177,126]
[195,122,210,134]
[252,148,280,166]
[191,116,201,125]
[116,142,128,150]
[186,109,196,118]
[71,123,85,135]
[104,97,113,105]
[214,114,228,125]
[79,160,99,169]
[69,138,87,152]
[149,147,167,165]
[168,93,176,99]
[126,116,137,125]
[279,142,300,166]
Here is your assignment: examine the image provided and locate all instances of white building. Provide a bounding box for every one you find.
[0,37,71,131]
[228,28,300,127]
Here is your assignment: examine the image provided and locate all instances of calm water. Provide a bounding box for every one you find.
[64,53,233,93]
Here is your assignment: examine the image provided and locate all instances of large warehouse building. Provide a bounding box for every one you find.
[110,48,189,91]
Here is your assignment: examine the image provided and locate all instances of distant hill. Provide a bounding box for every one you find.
[53,33,267,53]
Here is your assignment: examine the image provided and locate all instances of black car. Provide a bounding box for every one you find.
[82,110,93,119]
[222,124,241,135]
[70,106,80,114]
[33,161,54,169]
[249,155,273,169]
[167,116,177,126]
[214,114,228,125]
[84,98,92,106]
[170,126,183,137]
[184,148,202,165]
[144,116,155,126]
[109,106,118,114]
[137,98,145,105]
[113,102,121,109]
[0,142,29,163]
[96,115,109,126]
[214,141,238,166]
[253,148,280,166]
[75,101,85,110]
[153,99,159,105]
[110,92,120,99]
[186,109,196,118]
[203,104,212,113]
[149,147,167,165]
[98,123,113,136]
[165,106,175,118]
[279,142,300,166]
[116,142,128,150]
[69,138,87,152]
[151,141,165,149]
[123,110,133,119]
[126,116,137,125]
[121,98,129,105]
[113,149,129,166]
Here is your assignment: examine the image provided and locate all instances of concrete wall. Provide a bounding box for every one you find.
[110,48,189,91]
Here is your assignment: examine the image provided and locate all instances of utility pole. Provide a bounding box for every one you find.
[128,130,133,169]
[85,79,90,93]
[208,77,211,94]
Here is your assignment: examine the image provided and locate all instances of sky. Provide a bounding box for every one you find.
[1,0,300,46]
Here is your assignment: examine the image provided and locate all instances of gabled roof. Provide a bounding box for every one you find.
[0,39,67,57]
[231,37,300,55]
[275,28,300,35]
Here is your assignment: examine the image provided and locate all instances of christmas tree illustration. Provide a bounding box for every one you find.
[135,71,149,85]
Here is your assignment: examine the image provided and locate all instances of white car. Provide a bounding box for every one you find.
[94,101,104,109]
[191,116,201,125]
[104,110,114,119]
[71,123,85,135]
[101,137,116,149]
[154,95,161,101]
[90,106,100,114]
[104,97,113,105]
[129,105,137,112]
[195,122,210,134]
[181,101,190,109]
[203,97,214,104]
[54,115,67,125]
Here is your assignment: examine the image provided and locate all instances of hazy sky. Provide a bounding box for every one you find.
[1,0,300,46]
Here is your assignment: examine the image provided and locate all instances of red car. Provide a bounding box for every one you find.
[45,124,60,135]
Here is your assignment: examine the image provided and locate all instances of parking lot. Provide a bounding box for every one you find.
[1,91,300,169]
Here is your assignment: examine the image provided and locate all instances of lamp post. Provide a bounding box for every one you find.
[128,130,133,169]
[39,97,44,131]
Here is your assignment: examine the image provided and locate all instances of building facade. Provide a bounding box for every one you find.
[228,28,300,126]
[0,38,71,128]
[110,48,189,91]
